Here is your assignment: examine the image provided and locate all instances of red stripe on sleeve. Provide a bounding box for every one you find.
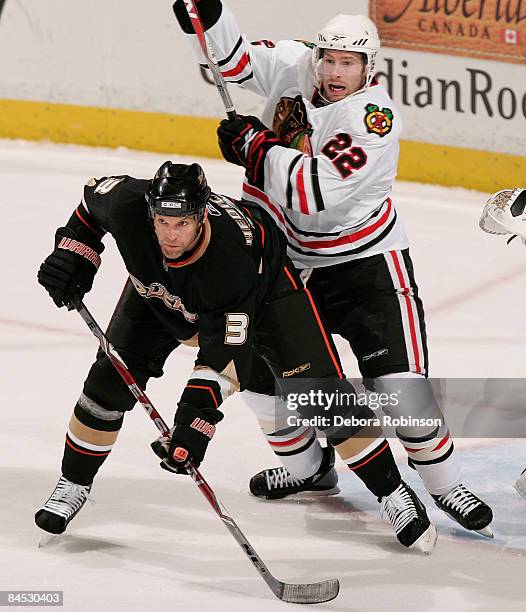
[75,207,102,237]
[296,163,309,214]
[221,52,250,77]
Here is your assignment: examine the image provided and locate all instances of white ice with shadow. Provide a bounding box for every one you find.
[1,140,525,612]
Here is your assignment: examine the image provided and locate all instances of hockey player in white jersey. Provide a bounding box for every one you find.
[480,187,526,499]
[173,0,493,538]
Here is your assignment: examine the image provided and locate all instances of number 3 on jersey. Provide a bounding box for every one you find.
[321,133,367,179]
[225,313,249,345]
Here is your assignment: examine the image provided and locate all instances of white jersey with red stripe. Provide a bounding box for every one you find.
[185,3,409,268]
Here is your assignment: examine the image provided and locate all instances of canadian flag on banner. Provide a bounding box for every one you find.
[501,29,520,45]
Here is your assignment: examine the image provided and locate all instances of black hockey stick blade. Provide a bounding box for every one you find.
[278,578,340,604]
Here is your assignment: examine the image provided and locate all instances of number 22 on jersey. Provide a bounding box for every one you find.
[321,134,367,179]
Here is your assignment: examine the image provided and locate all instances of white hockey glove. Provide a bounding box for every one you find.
[479,188,526,243]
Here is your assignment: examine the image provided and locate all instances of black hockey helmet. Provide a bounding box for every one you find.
[145,161,211,222]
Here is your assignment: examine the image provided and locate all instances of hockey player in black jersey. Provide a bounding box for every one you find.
[35,161,437,553]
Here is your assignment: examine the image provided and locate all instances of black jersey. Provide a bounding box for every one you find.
[66,174,288,408]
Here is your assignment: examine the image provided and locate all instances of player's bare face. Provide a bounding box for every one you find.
[153,214,202,259]
[319,50,366,102]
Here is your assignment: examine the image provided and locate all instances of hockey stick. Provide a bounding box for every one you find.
[0,0,7,19]
[181,0,237,119]
[70,297,339,604]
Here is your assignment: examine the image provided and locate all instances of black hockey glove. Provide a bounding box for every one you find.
[37,226,104,308]
[172,0,223,34]
[151,403,224,474]
[217,115,281,188]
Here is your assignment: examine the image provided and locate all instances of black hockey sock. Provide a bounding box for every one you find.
[344,438,401,498]
[61,401,123,486]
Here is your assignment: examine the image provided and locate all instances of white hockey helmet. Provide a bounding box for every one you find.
[313,14,381,94]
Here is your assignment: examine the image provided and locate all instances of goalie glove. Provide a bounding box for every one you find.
[479,188,526,243]
[151,403,224,474]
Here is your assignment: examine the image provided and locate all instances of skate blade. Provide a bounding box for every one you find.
[261,486,340,501]
[475,525,494,539]
[37,533,60,548]
[294,485,340,498]
[411,523,438,555]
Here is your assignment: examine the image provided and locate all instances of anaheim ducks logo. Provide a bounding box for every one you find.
[272,95,313,156]
[364,104,394,137]
[129,274,198,323]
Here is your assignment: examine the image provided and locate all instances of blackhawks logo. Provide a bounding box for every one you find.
[364,104,393,137]
[272,95,313,156]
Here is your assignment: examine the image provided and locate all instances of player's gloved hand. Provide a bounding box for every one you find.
[172,0,223,33]
[37,226,104,308]
[217,115,281,186]
[151,403,224,474]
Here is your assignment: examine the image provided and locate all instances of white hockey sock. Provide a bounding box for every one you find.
[374,373,461,496]
[239,390,323,479]
[266,427,323,479]
[403,427,460,496]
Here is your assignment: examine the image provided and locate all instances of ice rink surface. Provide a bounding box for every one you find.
[1,140,525,611]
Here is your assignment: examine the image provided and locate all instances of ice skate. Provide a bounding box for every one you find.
[432,484,493,538]
[35,476,93,535]
[249,445,339,500]
[380,481,437,554]
[514,469,526,499]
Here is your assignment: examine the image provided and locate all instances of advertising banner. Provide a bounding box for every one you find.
[370,0,526,64]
